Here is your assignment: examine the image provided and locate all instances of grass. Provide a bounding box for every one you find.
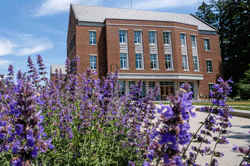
[155,100,250,111]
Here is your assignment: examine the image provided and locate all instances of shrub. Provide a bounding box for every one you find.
[0,55,247,166]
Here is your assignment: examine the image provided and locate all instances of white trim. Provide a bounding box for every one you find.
[89,30,97,32]
[203,37,210,39]
[206,59,212,60]
[113,73,203,80]
[89,54,97,56]
[119,29,128,30]
[163,30,171,32]
[106,23,198,32]
[134,29,142,31]
[148,30,157,32]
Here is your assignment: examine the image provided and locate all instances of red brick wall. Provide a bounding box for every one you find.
[198,34,222,97]
[67,17,222,97]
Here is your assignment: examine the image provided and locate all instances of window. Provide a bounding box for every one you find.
[209,84,214,92]
[191,35,196,47]
[204,39,210,51]
[189,82,195,98]
[119,30,126,43]
[150,54,157,69]
[149,81,155,89]
[118,81,125,95]
[135,54,143,69]
[163,32,170,45]
[90,55,97,70]
[180,33,186,46]
[149,31,156,44]
[165,54,173,70]
[182,55,188,70]
[206,60,212,72]
[120,53,127,69]
[193,56,198,71]
[89,31,96,45]
[134,31,141,44]
[140,81,146,98]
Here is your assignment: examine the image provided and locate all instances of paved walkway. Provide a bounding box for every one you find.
[152,105,250,165]
[189,110,250,166]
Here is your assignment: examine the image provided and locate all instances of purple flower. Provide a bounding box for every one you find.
[27,130,35,148]
[15,124,23,135]
[31,147,39,157]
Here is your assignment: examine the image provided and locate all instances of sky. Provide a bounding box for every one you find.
[0,0,209,78]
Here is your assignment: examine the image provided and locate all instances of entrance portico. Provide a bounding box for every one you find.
[117,73,203,100]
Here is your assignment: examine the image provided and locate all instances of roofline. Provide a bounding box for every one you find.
[104,18,198,28]
[190,14,218,32]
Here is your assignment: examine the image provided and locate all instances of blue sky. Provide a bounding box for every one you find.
[0,0,209,78]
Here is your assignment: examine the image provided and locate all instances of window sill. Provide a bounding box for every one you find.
[194,70,200,72]
[136,69,145,70]
[121,68,130,70]
[151,69,160,70]
[149,43,156,46]
[183,70,190,71]
[90,69,97,71]
[135,43,142,45]
[205,50,210,51]
[90,44,96,46]
[207,72,213,73]
[120,43,127,45]
[164,44,171,46]
[166,69,174,71]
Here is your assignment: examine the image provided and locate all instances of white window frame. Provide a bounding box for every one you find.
[89,54,97,70]
[118,80,126,95]
[206,59,213,73]
[135,53,144,70]
[119,30,127,44]
[204,38,210,51]
[182,55,189,71]
[120,53,129,69]
[193,56,199,71]
[208,83,215,92]
[134,31,142,45]
[150,54,159,70]
[165,54,173,70]
[163,31,171,45]
[191,35,196,48]
[180,33,186,46]
[149,31,156,44]
[89,30,96,45]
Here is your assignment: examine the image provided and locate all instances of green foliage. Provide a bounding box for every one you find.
[195,0,250,93]
[237,84,250,100]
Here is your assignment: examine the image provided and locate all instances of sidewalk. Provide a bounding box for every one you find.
[190,110,250,166]
[195,105,250,119]
[153,104,250,165]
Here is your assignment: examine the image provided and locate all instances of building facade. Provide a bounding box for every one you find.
[65,4,222,100]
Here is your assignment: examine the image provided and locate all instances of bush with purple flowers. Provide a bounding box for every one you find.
[0,55,242,166]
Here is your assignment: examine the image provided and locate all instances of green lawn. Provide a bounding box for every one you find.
[154,101,250,111]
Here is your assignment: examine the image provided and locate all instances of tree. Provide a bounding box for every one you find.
[195,1,216,26]
[195,0,250,96]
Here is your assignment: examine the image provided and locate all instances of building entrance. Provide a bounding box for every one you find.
[160,81,175,100]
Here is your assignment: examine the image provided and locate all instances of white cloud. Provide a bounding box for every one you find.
[19,44,53,56]
[132,0,205,10]
[0,34,54,56]
[35,0,100,17]
[0,39,16,56]
[0,59,12,69]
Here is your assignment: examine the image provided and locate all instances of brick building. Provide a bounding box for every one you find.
[62,4,222,100]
